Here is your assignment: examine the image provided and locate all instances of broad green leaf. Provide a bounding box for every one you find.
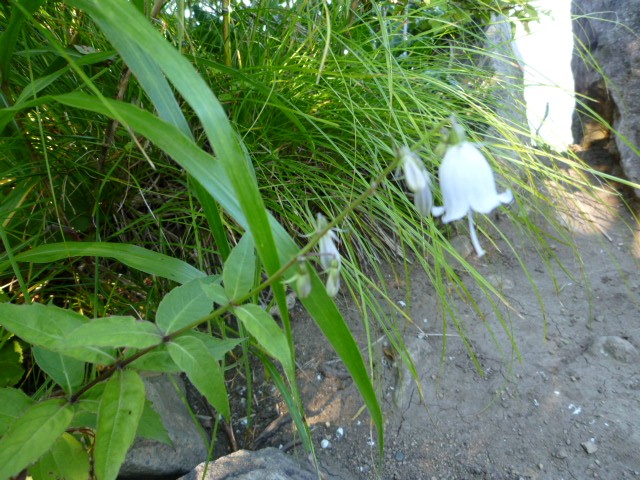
[0,340,24,387]
[0,387,33,435]
[29,432,90,480]
[94,370,146,480]
[32,346,85,395]
[0,303,85,348]
[0,399,74,480]
[137,400,172,446]
[1,242,205,284]
[0,303,116,365]
[234,305,293,373]
[156,278,216,335]
[167,335,229,420]
[62,316,162,349]
[223,233,256,299]
[128,346,181,374]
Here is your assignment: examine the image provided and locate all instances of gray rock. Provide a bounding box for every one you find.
[119,374,208,478]
[177,448,318,480]
[589,335,639,363]
[581,440,598,455]
[572,1,640,195]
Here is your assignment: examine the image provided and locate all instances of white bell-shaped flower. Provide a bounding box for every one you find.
[397,146,429,193]
[432,120,513,257]
[431,141,513,223]
[396,145,433,216]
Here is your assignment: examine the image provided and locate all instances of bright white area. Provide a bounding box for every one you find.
[514,0,575,151]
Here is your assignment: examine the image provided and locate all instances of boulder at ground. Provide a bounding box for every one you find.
[119,374,208,478]
[177,448,318,480]
[572,0,640,195]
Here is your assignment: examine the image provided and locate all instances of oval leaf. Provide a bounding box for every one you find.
[167,335,229,419]
[94,370,145,480]
[156,278,216,334]
[0,399,74,480]
[223,233,256,300]
[234,304,292,373]
[62,316,162,349]
[0,303,116,365]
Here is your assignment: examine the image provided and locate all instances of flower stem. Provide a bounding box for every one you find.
[468,211,486,257]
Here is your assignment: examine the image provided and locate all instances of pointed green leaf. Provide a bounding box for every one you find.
[32,346,85,395]
[223,233,256,299]
[29,432,90,480]
[137,400,172,446]
[0,303,117,365]
[94,370,146,480]
[0,242,205,284]
[156,278,216,335]
[234,305,293,373]
[167,335,229,419]
[0,303,86,347]
[0,388,33,435]
[0,399,74,480]
[62,316,162,349]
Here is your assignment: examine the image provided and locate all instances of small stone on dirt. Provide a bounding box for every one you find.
[581,440,598,454]
[589,336,639,363]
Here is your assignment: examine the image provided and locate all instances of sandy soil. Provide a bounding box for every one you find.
[248,154,640,480]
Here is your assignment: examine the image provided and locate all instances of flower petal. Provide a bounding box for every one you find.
[414,186,433,216]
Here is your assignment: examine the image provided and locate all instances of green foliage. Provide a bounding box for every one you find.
[93,370,145,480]
[0,399,74,480]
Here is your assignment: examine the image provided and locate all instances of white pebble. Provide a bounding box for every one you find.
[336,427,344,438]
[321,439,331,449]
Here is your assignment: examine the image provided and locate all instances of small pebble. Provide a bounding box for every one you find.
[321,439,331,449]
[336,427,344,438]
[395,451,405,462]
[582,440,598,454]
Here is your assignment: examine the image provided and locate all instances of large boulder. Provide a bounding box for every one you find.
[571,0,640,194]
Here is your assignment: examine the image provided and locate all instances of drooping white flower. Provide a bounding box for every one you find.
[316,213,341,271]
[432,119,513,257]
[397,146,433,216]
[325,258,341,297]
[397,146,430,193]
[315,213,342,296]
[413,182,433,217]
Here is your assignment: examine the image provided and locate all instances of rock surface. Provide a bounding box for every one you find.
[571,0,640,194]
[177,448,318,480]
[119,374,208,478]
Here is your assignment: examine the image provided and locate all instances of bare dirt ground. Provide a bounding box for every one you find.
[250,151,640,480]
